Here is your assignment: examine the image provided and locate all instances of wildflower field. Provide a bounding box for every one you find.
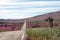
[26,27,60,40]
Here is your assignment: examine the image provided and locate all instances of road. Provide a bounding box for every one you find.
[0,31,23,40]
[0,20,27,40]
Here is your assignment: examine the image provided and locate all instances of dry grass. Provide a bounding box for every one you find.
[26,27,60,40]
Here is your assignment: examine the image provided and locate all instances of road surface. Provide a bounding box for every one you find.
[0,31,23,40]
[0,20,27,40]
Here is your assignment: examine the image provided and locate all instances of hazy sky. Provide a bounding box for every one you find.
[0,0,60,19]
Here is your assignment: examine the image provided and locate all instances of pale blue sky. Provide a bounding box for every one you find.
[0,0,60,19]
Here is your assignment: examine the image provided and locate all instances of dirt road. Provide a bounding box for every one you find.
[0,31,23,40]
[0,20,26,40]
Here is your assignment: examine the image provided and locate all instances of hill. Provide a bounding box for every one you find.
[26,11,60,22]
[26,11,60,28]
[0,11,60,29]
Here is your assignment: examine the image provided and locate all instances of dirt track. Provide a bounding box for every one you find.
[0,31,23,40]
[0,20,26,40]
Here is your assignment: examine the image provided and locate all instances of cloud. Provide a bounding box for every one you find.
[0,1,60,19]
[0,7,60,19]
[0,1,60,5]
[0,0,59,3]
[0,1,60,10]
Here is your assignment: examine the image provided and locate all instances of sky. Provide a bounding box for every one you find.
[0,0,60,19]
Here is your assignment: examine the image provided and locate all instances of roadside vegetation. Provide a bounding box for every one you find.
[26,27,60,40]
